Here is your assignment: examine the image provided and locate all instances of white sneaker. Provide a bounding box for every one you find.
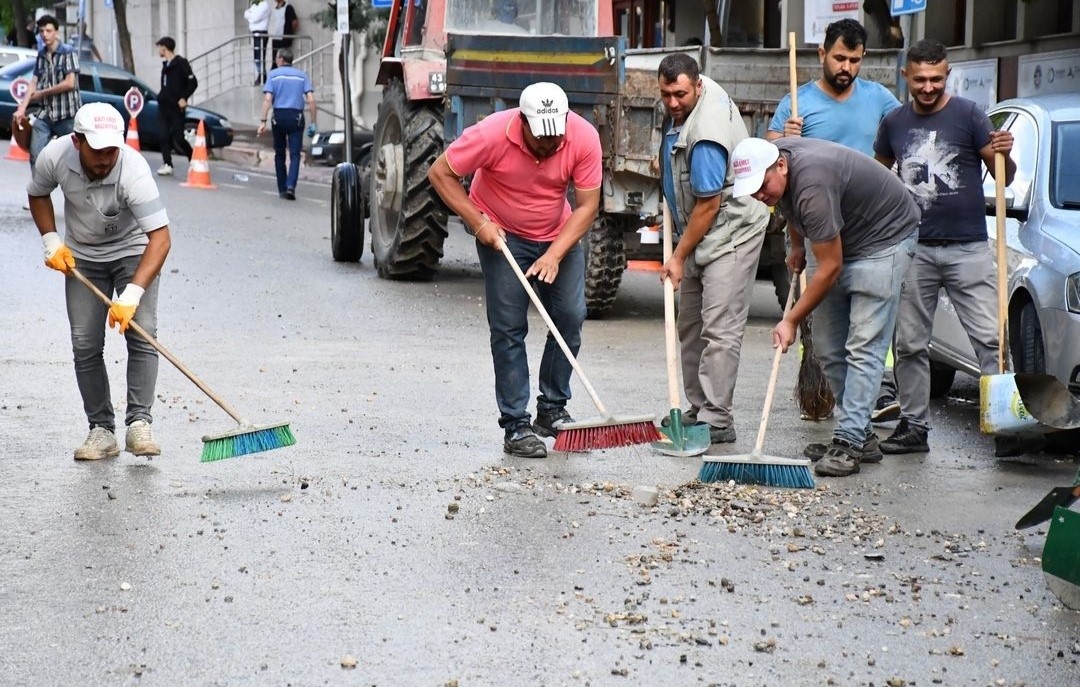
[125,419,161,456]
[73,427,120,461]
[156,164,174,176]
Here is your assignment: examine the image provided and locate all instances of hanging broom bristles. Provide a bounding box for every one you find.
[796,317,834,419]
[553,415,662,452]
[201,421,296,462]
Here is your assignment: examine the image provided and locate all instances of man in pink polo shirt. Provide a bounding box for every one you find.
[428,82,602,458]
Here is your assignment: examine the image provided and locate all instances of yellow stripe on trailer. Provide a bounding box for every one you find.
[452,50,605,65]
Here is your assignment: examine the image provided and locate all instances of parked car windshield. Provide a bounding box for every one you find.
[1050,121,1080,209]
[446,0,598,36]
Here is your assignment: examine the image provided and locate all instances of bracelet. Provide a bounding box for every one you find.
[470,218,490,237]
[260,118,267,123]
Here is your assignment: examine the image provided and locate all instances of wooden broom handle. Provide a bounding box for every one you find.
[994,151,1007,374]
[497,241,611,418]
[661,200,681,410]
[788,31,799,119]
[69,267,245,424]
[755,272,800,455]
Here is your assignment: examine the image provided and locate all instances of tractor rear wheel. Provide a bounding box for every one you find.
[369,78,447,280]
[584,214,626,319]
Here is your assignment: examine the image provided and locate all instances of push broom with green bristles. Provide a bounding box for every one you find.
[71,268,296,461]
[498,242,661,452]
[698,273,814,488]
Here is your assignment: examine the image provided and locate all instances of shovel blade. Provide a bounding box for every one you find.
[1014,373,1080,430]
[1015,486,1080,529]
[655,421,710,457]
[1042,506,1080,610]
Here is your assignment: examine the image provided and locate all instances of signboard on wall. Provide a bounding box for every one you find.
[1018,49,1080,98]
[804,0,861,45]
[947,58,997,112]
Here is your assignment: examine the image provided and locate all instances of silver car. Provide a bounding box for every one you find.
[928,94,1080,398]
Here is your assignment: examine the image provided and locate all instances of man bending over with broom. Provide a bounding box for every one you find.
[656,53,769,445]
[730,137,919,477]
[28,102,172,461]
[427,82,602,458]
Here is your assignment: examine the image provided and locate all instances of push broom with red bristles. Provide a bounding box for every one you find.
[498,242,661,452]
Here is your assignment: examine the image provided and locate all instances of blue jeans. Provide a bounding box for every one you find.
[271,108,303,194]
[476,233,586,429]
[30,115,75,167]
[64,256,161,432]
[813,233,917,446]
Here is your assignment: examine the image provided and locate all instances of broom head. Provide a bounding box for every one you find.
[201,421,296,462]
[553,414,661,452]
[698,451,815,489]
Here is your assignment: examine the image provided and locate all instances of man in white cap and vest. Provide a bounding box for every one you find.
[28,102,173,461]
[428,82,602,458]
[730,136,919,477]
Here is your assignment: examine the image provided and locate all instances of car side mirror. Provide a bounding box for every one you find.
[986,187,1030,221]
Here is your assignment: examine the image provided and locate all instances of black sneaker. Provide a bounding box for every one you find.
[284,188,296,200]
[504,425,548,458]
[660,408,698,427]
[814,439,861,477]
[880,418,929,454]
[709,425,736,444]
[805,435,882,463]
[533,407,574,438]
[871,396,901,423]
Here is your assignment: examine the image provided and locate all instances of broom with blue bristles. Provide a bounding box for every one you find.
[72,268,296,462]
[698,272,814,488]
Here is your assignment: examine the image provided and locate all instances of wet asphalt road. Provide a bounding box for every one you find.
[1,145,1078,687]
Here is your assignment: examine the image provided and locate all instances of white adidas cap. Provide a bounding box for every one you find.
[519,82,569,138]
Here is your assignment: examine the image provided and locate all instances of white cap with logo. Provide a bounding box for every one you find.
[730,138,781,198]
[73,102,126,150]
[519,82,569,138]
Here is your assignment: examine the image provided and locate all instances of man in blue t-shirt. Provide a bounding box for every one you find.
[873,39,1015,456]
[767,18,902,426]
[257,48,317,199]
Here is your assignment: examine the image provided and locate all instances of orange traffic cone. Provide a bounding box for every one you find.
[180,120,216,190]
[126,116,141,151]
[5,140,30,162]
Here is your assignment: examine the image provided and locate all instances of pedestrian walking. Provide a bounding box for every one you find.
[244,0,271,85]
[656,53,769,445]
[426,82,602,458]
[68,21,103,62]
[13,14,81,167]
[27,102,173,461]
[730,136,919,477]
[154,36,197,177]
[873,39,1015,455]
[766,18,904,422]
[257,48,316,200]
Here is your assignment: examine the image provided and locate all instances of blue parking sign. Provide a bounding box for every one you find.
[890,0,927,16]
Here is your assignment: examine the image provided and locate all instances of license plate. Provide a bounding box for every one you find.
[311,146,323,156]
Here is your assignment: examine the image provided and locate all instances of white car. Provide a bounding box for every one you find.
[0,46,36,67]
[928,94,1080,399]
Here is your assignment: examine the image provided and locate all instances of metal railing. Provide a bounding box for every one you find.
[189,34,316,104]
[294,41,339,122]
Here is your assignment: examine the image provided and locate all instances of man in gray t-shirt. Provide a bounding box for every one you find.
[873,39,1015,456]
[731,136,919,478]
[28,103,172,462]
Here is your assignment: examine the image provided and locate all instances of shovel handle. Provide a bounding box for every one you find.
[69,267,245,424]
[994,151,1007,374]
[661,200,681,410]
[755,271,800,455]
[497,241,610,418]
[788,31,799,119]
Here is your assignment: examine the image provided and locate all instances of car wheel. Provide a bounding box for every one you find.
[929,362,956,399]
[1015,301,1046,374]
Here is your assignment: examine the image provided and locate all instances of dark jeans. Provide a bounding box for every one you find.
[271,108,303,194]
[158,104,192,166]
[475,232,586,429]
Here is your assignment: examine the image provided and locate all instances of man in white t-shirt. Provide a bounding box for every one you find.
[28,102,173,462]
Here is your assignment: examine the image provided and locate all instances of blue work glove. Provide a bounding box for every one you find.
[305,123,317,138]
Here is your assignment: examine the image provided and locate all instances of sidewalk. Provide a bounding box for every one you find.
[216,126,335,185]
